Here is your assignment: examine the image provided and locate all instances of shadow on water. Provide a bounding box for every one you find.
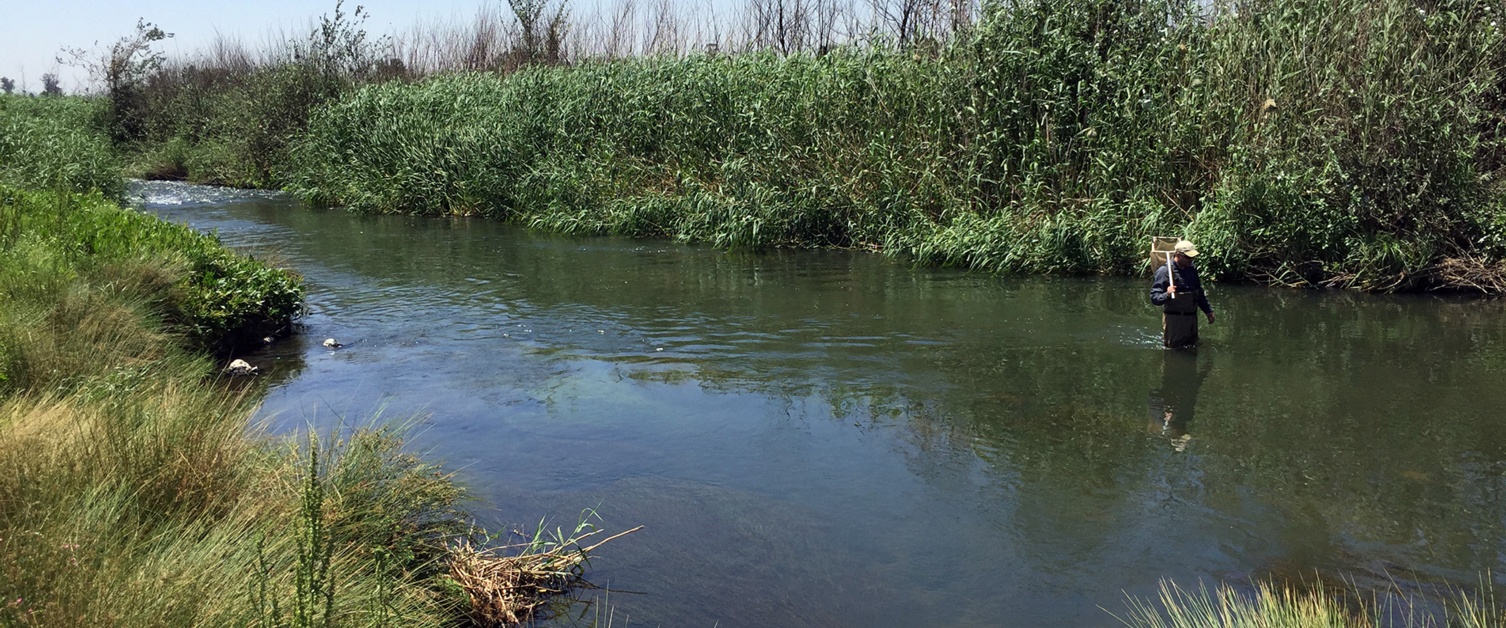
[132,181,1506,626]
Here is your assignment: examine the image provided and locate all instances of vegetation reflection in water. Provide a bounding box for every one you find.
[139,181,1506,625]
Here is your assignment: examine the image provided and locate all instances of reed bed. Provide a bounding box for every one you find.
[115,0,1506,292]
[0,96,123,197]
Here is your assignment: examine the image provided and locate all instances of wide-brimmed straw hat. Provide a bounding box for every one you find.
[1173,240,1199,257]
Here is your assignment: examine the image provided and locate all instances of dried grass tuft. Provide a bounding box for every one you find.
[448,524,642,627]
[1432,255,1506,294]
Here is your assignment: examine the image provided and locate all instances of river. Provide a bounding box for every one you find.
[133,180,1506,626]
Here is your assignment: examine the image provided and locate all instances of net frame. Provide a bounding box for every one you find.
[1149,236,1180,273]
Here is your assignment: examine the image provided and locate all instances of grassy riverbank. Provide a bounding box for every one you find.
[0,94,467,625]
[120,0,1506,292]
[0,95,620,626]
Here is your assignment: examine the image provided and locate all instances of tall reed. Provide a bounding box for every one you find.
[0,96,123,197]
[126,0,1506,292]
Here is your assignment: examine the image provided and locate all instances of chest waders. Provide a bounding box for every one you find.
[1162,281,1200,348]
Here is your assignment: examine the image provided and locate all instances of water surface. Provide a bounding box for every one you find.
[134,181,1506,626]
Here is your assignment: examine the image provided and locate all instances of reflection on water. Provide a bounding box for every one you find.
[132,181,1506,626]
[1147,351,1211,451]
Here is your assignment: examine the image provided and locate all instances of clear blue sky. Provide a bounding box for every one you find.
[2,0,692,93]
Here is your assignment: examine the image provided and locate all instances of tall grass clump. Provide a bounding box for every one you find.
[1118,577,1504,628]
[941,0,1506,290]
[1183,0,1506,291]
[0,368,620,625]
[0,386,473,625]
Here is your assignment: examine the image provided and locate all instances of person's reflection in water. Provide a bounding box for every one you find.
[1147,350,1212,452]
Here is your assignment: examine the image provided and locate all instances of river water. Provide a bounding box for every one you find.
[133,181,1506,626]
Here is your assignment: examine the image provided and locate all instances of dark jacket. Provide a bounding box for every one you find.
[1150,262,1213,315]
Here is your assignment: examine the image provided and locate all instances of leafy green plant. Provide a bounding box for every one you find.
[292,433,338,628]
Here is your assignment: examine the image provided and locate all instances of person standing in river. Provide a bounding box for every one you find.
[1150,240,1215,349]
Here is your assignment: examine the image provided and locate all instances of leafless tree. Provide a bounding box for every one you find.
[606,0,638,57]
[508,0,569,65]
[642,0,686,56]
[206,32,254,74]
[747,0,811,53]
[810,0,848,51]
[733,0,865,54]
[59,19,173,94]
[869,0,975,46]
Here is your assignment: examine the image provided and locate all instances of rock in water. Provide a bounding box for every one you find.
[225,359,258,376]
[322,338,342,349]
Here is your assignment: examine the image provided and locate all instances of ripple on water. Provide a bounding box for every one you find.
[129,179,286,207]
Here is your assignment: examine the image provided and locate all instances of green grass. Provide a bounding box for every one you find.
[0,184,471,625]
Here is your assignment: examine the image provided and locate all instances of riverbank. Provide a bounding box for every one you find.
[118,0,1506,292]
[0,94,468,625]
[0,95,621,626]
